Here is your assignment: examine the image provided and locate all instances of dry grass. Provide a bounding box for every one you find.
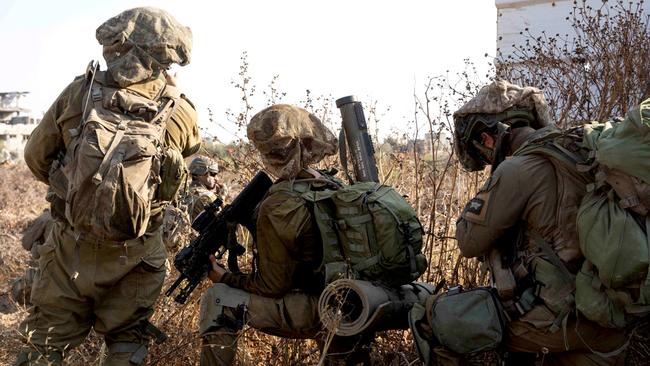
[0,163,426,366]
[1,146,649,365]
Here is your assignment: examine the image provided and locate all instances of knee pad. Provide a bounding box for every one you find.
[199,283,250,336]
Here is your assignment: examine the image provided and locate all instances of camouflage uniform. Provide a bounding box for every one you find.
[17,8,200,366]
[162,157,219,250]
[447,81,627,365]
[199,105,372,366]
[186,156,220,221]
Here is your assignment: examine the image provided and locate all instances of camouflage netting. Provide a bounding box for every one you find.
[97,7,192,87]
[453,79,553,129]
[247,104,338,180]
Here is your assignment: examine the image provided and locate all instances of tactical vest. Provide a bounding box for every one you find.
[493,126,592,330]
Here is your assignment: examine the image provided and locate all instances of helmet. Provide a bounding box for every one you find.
[454,109,536,171]
[189,156,218,176]
[247,104,337,179]
[96,7,192,87]
[453,80,553,172]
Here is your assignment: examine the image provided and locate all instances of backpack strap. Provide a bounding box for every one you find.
[81,60,100,123]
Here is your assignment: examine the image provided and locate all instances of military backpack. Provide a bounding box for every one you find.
[278,174,428,287]
[516,98,650,328]
[49,62,187,242]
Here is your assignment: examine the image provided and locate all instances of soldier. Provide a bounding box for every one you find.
[10,207,55,306]
[186,156,221,221]
[199,104,373,366]
[446,80,628,365]
[17,7,200,366]
[162,156,220,251]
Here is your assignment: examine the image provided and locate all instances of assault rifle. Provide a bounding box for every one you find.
[165,171,273,304]
[336,96,379,183]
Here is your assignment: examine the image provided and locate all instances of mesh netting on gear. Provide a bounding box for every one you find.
[96,7,192,87]
[247,104,337,180]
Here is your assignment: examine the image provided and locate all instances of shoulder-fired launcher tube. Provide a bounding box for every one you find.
[336,96,379,183]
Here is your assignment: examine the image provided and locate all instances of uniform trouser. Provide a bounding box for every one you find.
[199,284,373,366]
[15,222,167,366]
[433,311,628,366]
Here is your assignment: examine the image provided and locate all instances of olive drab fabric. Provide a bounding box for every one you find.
[512,101,650,329]
[571,99,650,328]
[247,104,337,180]
[201,105,376,365]
[426,287,506,355]
[157,148,188,202]
[295,179,427,287]
[60,68,184,241]
[11,210,56,305]
[21,209,54,258]
[17,222,167,366]
[217,171,323,296]
[97,7,192,87]
[19,8,199,364]
[200,170,373,365]
[453,126,627,365]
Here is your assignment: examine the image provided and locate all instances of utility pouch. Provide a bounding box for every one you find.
[427,286,506,354]
[157,148,187,202]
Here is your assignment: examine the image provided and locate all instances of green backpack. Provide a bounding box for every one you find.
[287,178,427,287]
[517,99,650,328]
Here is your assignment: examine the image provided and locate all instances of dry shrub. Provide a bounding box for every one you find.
[497,0,650,125]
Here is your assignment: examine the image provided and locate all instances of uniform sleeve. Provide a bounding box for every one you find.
[164,96,200,157]
[220,191,311,297]
[455,157,555,258]
[24,78,85,183]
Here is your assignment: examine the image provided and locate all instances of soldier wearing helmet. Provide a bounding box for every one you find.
[425,80,627,365]
[199,104,374,366]
[17,7,200,365]
[186,156,221,221]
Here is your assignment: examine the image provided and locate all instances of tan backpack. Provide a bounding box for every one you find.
[59,62,185,241]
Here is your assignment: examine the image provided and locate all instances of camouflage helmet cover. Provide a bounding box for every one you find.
[452,80,554,171]
[189,156,218,176]
[247,104,338,180]
[96,7,192,87]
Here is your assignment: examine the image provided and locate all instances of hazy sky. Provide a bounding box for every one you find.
[0,1,497,142]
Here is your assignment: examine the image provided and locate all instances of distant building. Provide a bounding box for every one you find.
[0,92,40,162]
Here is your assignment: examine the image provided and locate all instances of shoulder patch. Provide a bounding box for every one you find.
[462,190,491,224]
